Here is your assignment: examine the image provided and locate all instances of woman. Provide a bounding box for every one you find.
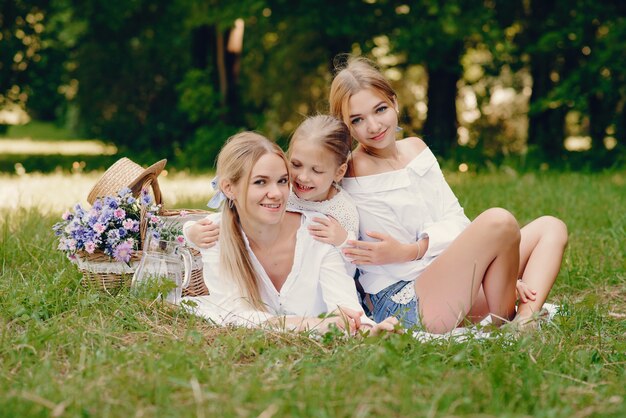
[330,56,568,333]
[183,131,397,335]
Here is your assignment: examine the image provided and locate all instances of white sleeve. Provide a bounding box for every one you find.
[182,244,274,328]
[318,246,374,326]
[336,230,357,277]
[421,169,470,258]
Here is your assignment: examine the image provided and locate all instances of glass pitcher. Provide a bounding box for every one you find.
[131,233,193,304]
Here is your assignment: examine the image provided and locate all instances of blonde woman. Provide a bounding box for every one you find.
[183,131,397,334]
[329,56,568,334]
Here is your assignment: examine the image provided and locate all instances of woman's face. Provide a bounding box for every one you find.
[233,153,290,227]
[347,88,398,150]
[289,139,346,202]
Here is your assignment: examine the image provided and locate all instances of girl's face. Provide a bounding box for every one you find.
[289,139,347,202]
[228,153,290,227]
[347,88,398,150]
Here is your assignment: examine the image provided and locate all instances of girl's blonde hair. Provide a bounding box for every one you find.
[288,115,351,166]
[216,131,289,311]
[329,56,397,126]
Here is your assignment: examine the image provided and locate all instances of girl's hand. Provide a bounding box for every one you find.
[516,280,537,303]
[364,316,402,336]
[337,306,363,330]
[187,218,220,248]
[309,216,348,247]
[343,231,419,265]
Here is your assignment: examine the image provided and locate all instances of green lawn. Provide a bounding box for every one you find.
[1,121,83,141]
[1,171,624,417]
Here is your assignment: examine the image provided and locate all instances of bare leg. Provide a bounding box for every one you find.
[515,216,568,321]
[466,216,568,324]
[415,208,520,334]
[465,287,489,323]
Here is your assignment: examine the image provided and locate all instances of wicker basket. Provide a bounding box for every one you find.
[76,251,143,296]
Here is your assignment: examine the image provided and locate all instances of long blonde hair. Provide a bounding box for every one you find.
[288,114,351,166]
[329,56,397,126]
[216,131,289,311]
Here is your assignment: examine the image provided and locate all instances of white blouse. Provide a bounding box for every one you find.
[287,186,359,276]
[182,210,372,328]
[341,147,470,294]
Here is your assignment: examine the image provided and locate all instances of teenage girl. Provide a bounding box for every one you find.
[329,56,568,333]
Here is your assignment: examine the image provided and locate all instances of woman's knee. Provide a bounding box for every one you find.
[479,208,521,243]
[538,216,569,247]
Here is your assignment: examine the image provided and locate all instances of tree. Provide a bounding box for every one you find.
[0,0,49,130]
[389,0,497,157]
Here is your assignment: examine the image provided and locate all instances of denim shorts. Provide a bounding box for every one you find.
[369,280,420,329]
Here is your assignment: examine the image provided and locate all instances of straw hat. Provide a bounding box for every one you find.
[87,157,167,204]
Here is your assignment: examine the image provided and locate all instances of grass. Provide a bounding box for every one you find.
[0,121,84,141]
[1,171,625,417]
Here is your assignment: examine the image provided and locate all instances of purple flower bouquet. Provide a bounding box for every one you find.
[53,187,164,293]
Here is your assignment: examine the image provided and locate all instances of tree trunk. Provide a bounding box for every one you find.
[423,56,462,158]
[191,24,243,126]
[527,52,566,160]
[526,0,565,161]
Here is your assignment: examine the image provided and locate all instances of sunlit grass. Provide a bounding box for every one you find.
[0,138,117,156]
[0,172,214,213]
[0,170,624,417]
[1,120,82,141]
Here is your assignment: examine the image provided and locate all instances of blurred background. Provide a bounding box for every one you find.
[1,0,626,174]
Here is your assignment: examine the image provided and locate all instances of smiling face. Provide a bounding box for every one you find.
[289,138,347,202]
[226,153,290,228]
[347,88,398,150]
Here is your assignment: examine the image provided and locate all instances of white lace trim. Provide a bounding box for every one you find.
[287,186,359,237]
[390,283,416,305]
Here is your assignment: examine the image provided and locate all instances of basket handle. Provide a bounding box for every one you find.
[137,176,163,250]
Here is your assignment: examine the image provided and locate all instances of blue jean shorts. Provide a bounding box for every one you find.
[369,280,420,329]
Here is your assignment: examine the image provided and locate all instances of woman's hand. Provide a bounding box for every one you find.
[187,218,220,248]
[516,280,537,303]
[309,216,348,247]
[343,232,426,265]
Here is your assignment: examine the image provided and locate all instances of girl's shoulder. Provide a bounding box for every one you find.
[397,136,428,158]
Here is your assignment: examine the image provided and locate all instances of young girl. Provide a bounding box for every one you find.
[189,115,360,273]
[329,56,568,333]
[182,131,396,334]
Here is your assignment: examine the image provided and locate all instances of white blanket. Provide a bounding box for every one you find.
[411,303,560,342]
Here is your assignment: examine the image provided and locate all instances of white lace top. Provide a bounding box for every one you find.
[287,185,359,242]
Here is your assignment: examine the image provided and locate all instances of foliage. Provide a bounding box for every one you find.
[0,1,48,119]
[3,0,626,169]
[1,171,625,417]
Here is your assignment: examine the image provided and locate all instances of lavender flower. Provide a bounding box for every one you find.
[118,187,132,197]
[113,241,134,263]
[113,208,126,219]
[84,241,96,254]
[140,190,152,206]
[93,223,106,235]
